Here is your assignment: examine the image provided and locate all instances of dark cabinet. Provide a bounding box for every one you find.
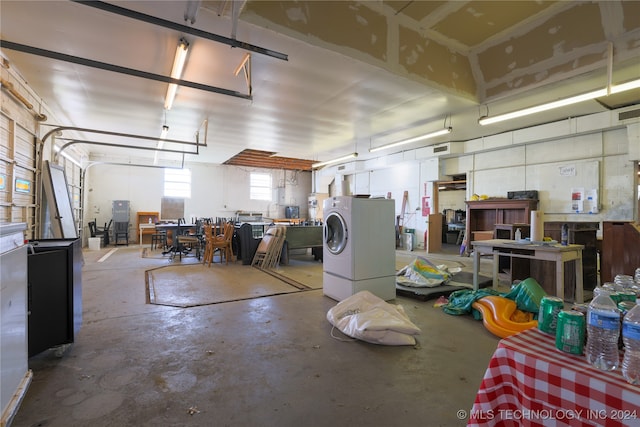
[27,238,82,357]
[530,222,598,301]
[601,221,640,283]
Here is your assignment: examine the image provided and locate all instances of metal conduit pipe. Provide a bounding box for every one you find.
[41,125,205,148]
[54,140,198,163]
[41,125,204,162]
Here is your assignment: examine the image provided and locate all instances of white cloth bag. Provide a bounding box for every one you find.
[326,291,421,345]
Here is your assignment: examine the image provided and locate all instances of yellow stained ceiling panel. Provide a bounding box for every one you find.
[434,1,557,47]
[383,0,446,22]
[244,1,388,62]
[398,25,476,97]
[485,51,605,100]
[623,1,640,32]
[478,2,605,83]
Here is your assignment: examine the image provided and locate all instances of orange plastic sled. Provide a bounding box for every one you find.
[472,295,538,339]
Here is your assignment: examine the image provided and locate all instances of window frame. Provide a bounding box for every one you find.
[164,168,191,198]
[249,172,272,201]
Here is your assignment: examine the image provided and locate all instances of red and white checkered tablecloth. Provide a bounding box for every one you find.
[468,328,640,427]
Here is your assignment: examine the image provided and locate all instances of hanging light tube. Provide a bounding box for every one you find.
[479,78,640,126]
[312,152,358,169]
[164,38,189,110]
[54,145,81,167]
[369,127,452,153]
[153,125,170,165]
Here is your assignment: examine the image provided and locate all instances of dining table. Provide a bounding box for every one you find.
[154,222,197,256]
[467,327,639,427]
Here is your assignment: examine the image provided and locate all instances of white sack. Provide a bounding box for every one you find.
[326,291,421,345]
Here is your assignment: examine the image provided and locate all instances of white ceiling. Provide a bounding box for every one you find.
[1,1,639,169]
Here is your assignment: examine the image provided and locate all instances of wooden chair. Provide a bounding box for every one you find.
[202,223,215,266]
[175,218,203,260]
[151,229,167,250]
[203,222,234,266]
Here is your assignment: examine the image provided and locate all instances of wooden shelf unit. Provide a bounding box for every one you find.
[465,199,539,282]
[136,211,159,244]
[465,199,539,247]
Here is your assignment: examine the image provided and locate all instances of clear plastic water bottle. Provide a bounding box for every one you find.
[622,304,640,384]
[586,290,621,371]
[561,223,569,246]
[615,274,635,290]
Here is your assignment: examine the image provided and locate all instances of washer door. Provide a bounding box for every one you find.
[324,212,348,255]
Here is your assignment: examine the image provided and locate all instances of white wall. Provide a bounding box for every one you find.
[317,110,639,249]
[86,163,312,233]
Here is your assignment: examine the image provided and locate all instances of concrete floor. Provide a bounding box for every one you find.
[12,244,504,427]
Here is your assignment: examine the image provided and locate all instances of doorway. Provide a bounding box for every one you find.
[438,174,466,245]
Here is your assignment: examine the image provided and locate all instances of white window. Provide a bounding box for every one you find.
[164,168,191,198]
[250,172,272,201]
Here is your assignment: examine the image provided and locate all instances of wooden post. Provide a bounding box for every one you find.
[425,182,442,253]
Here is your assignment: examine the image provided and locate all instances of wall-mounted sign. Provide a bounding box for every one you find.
[15,178,31,193]
[559,165,576,176]
[0,174,5,190]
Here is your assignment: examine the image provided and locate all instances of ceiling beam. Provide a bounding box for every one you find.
[1,40,252,101]
[73,0,288,62]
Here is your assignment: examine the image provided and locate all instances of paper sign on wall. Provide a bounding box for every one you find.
[571,187,584,212]
[422,196,431,216]
[570,187,598,213]
[585,189,598,214]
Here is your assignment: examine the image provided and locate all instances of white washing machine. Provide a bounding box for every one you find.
[322,196,396,301]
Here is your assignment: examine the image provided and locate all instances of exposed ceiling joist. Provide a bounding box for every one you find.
[223,149,315,171]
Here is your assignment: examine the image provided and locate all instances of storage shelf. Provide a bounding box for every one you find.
[136,211,159,244]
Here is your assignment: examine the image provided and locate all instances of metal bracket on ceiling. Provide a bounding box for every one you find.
[234,53,252,96]
[606,42,613,95]
[184,0,201,24]
[230,0,246,41]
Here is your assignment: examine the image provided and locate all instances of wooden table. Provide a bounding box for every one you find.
[468,328,639,427]
[138,224,156,245]
[471,239,584,302]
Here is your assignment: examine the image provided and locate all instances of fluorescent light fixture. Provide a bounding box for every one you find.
[164,38,189,110]
[369,127,452,153]
[610,78,640,94]
[153,125,170,165]
[54,145,81,167]
[479,78,640,126]
[312,153,358,169]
